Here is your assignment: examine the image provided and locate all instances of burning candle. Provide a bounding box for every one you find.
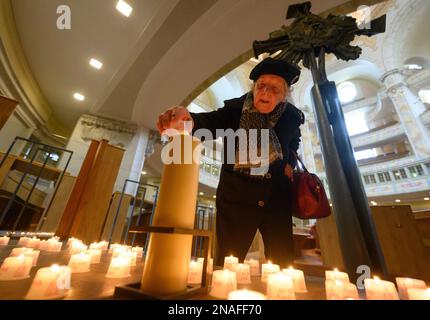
[87,249,102,264]
[106,257,131,278]
[228,289,266,300]
[68,252,91,273]
[10,248,40,267]
[224,256,239,272]
[69,242,87,255]
[197,257,213,274]
[25,265,71,300]
[112,246,128,258]
[325,268,349,283]
[396,277,427,300]
[17,237,30,246]
[119,251,138,266]
[132,246,144,259]
[244,259,260,276]
[234,263,251,285]
[0,236,10,246]
[267,273,296,300]
[0,255,33,280]
[47,240,63,253]
[364,277,399,300]
[282,267,307,293]
[261,262,280,282]
[325,280,359,300]
[27,237,40,249]
[187,260,203,285]
[407,288,430,300]
[210,269,237,299]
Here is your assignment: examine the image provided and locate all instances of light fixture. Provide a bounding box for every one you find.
[141,171,146,175]
[73,93,85,101]
[199,192,204,196]
[395,199,401,203]
[424,197,430,201]
[337,81,357,104]
[213,195,216,199]
[89,58,103,70]
[371,201,377,206]
[404,64,422,70]
[418,90,430,104]
[116,0,133,17]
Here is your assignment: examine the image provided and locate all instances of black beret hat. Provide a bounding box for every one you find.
[249,57,301,86]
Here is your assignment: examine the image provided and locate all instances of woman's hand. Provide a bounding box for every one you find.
[156,106,193,135]
[284,163,294,181]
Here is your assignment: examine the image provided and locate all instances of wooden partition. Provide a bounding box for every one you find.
[414,210,430,248]
[0,96,18,130]
[56,140,124,243]
[317,205,430,280]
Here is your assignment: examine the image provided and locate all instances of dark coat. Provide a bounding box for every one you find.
[190,92,305,208]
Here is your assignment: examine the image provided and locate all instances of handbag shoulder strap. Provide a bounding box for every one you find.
[291,151,309,173]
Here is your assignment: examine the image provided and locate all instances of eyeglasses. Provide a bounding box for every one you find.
[255,82,284,95]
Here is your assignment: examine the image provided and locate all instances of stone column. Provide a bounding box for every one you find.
[381,69,430,160]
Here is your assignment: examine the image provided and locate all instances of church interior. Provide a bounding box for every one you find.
[0,0,430,300]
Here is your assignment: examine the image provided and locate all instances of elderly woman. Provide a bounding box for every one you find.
[157,58,304,267]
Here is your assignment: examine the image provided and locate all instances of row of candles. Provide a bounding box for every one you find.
[2,236,430,300]
[191,255,430,300]
[0,236,145,299]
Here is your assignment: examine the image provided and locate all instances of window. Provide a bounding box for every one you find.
[378,172,392,183]
[408,165,424,177]
[393,169,407,180]
[337,81,358,104]
[363,174,376,185]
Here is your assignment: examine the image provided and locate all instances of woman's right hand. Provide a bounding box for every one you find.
[156,106,194,135]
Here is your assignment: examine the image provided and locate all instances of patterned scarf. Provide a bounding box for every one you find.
[234,92,286,176]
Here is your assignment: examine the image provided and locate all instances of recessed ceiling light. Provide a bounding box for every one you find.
[395,199,401,203]
[404,64,422,70]
[73,93,85,101]
[371,201,377,206]
[213,195,216,199]
[141,171,146,175]
[199,192,204,196]
[89,58,103,70]
[424,197,430,201]
[116,0,133,17]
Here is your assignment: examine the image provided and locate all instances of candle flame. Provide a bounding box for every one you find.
[374,276,381,281]
[334,268,339,273]
[288,266,294,270]
[335,280,343,286]
[51,264,60,272]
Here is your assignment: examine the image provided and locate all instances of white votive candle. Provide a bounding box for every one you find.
[267,273,295,300]
[228,289,266,300]
[282,267,307,293]
[106,257,131,278]
[25,265,71,300]
[0,255,33,280]
[87,249,102,264]
[119,251,138,266]
[187,260,203,285]
[364,277,399,300]
[210,269,237,299]
[407,288,430,300]
[27,237,40,249]
[131,246,144,259]
[68,253,91,273]
[261,262,280,282]
[325,280,359,300]
[234,263,251,285]
[17,237,30,246]
[224,256,239,272]
[11,248,40,267]
[197,257,213,274]
[47,241,62,253]
[244,259,260,276]
[325,268,350,283]
[0,236,10,246]
[396,277,427,300]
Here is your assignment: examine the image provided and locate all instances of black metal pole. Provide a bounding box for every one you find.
[12,149,52,231]
[322,82,388,278]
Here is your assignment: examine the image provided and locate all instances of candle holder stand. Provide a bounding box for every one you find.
[114,226,212,300]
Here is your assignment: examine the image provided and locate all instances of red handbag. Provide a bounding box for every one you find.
[290,153,332,220]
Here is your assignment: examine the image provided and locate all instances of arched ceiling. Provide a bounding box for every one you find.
[8,0,354,133]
